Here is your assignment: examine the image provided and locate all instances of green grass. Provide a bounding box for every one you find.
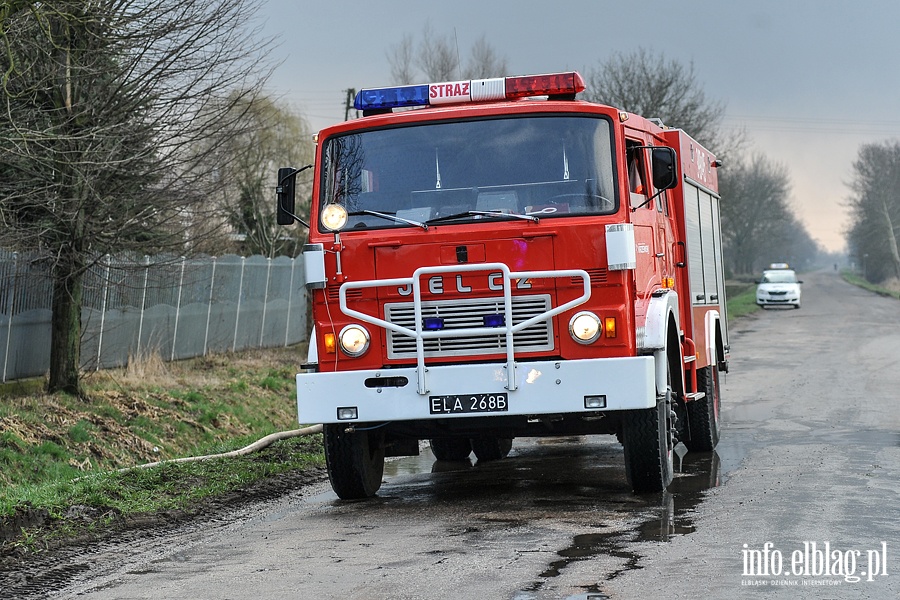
[0,435,322,520]
[841,270,900,299]
[726,283,760,321]
[0,345,324,526]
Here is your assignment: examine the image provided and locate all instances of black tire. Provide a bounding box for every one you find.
[429,438,472,461]
[323,424,385,500]
[470,437,513,462]
[684,365,721,452]
[623,369,675,493]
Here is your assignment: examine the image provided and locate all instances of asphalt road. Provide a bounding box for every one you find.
[51,269,900,599]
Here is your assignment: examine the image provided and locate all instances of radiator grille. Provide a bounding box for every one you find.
[384,294,554,359]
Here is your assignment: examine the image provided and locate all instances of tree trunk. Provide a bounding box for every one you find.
[48,254,84,396]
[880,199,900,281]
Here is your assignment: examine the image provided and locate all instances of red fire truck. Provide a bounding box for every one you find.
[276,71,728,499]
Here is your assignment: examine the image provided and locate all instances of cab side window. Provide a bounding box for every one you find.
[626,139,649,208]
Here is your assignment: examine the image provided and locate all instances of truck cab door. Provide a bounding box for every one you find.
[625,136,660,297]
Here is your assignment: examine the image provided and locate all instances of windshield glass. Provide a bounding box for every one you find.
[319,115,617,231]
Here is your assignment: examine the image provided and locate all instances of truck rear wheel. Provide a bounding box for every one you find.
[684,365,721,452]
[429,438,472,461]
[623,383,675,493]
[323,424,385,500]
[471,437,513,462]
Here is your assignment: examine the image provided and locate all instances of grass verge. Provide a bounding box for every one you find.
[726,283,760,321]
[0,346,324,550]
[841,270,900,299]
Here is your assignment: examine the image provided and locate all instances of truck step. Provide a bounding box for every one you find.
[685,392,706,401]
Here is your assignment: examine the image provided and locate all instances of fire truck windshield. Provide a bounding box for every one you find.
[319,115,617,231]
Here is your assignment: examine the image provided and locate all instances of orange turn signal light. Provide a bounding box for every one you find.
[324,332,337,354]
[604,317,617,338]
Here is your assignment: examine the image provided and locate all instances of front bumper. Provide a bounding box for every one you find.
[297,356,656,424]
[756,294,800,306]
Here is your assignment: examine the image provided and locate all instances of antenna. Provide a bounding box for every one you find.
[454,28,461,79]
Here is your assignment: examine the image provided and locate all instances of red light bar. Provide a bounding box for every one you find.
[354,71,585,112]
[505,72,586,99]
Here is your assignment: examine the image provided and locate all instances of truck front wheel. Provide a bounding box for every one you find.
[323,424,385,500]
[623,387,675,493]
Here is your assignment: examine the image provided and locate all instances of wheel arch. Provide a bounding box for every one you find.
[703,310,724,369]
[665,312,685,399]
[642,290,684,398]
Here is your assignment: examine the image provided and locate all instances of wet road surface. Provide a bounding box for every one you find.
[34,270,900,598]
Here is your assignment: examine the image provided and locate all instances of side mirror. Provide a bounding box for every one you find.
[276,166,297,225]
[651,147,678,190]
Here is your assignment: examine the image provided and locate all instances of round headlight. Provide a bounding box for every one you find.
[321,204,348,231]
[569,311,601,344]
[339,324,370,357]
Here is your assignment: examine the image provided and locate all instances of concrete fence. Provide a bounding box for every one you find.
[0,251,309,382]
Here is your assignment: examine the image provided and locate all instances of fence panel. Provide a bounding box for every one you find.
[204,255,242,355]
[1,252,54,380]
[232,256,269,352]
[0,251,309,382]
[172,258,216,361]
[262,256,296,347]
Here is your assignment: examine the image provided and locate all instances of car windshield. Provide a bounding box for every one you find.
[319,115,617,231]
[761,271,798,283]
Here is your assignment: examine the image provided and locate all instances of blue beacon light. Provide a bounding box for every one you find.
[423,317,445,331]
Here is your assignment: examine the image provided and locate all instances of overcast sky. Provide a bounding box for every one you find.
[258,0,900,253]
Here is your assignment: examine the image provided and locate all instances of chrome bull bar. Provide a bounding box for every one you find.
[338,263,590,394]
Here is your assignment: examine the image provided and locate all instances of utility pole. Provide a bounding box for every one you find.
[344,88,356,121]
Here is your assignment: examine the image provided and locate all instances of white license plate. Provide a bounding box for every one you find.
[429,393,509,415]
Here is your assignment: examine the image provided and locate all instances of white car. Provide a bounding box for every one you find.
[756,268,802,309]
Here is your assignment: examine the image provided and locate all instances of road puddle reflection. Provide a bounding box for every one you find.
[515,446,723,598]
[379,437,725,598]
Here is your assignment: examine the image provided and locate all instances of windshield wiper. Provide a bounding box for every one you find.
[349,210,428,230]
[425,210,539,225]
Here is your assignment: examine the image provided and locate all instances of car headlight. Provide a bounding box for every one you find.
[569,311,601,344]
[321,204,348,231]
[339,324,370,357]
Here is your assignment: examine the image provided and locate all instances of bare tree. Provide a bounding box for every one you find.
[462,35,508,79]
[846,141,900,282]
[718,154,815,275]
[387,33,417,85]
[212,95,314,258]
[386,25,508,85]
[0,0,275,395]
[417,23,458,81]
[585,48,735,157]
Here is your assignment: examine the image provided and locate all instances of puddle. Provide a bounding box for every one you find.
[515,448,722,597]
[380,437,727,598]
